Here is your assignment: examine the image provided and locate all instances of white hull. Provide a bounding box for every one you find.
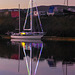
[11,35,43,40]
[11,39,42,43]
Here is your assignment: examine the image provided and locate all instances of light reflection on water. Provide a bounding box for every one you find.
[0,39,75,75]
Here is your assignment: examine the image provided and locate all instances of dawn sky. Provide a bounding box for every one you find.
[0,0,75,9]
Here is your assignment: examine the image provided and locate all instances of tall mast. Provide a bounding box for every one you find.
[19,4,20,32]
[67,0,68,6]
[30,0,33,32]
[30,1,33,75]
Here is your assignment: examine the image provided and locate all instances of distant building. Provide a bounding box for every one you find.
[47,6,55,16]
[39,11,47,16]
[33,6,49,16]
[11,11,19,18]
[34,11,38,16]
[4,11,9,16]
[33,11,46,16]
[54,7,58,12]
[8,9,18,11]
[68,8,75,12]
[0,9,4,12]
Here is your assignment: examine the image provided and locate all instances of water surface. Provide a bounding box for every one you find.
[0,39,75,75]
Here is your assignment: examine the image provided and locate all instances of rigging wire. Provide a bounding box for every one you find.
[23,1,30,30]
[34,43,43,75]
[22,42,30,75]
[23,0,43,32]
[34,0,43,32]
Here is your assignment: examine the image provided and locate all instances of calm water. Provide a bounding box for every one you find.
[0,39,75,75]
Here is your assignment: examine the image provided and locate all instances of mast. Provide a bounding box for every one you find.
[64,0,68,6]
[18,43,20,72]
[19,4,20,32]
[67,0,68,6]
[30,0,33,74]
[30,0,33,32]
[30,43,32,75]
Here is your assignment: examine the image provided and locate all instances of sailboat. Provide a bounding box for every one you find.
[11,0,45,40]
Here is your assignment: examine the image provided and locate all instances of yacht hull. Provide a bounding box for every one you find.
[11,35,43,40]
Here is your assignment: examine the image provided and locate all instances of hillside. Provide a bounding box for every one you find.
[0,5,75,37]
[41,15,75,37]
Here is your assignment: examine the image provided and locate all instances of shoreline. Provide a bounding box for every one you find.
[1,35,75,42]
[41,36,75,42]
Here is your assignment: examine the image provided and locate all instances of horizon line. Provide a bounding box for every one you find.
[0,4,75,10]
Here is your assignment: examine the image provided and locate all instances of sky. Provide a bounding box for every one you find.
[0,0,75,9]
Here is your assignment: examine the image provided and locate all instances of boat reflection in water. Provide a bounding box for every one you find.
[11,39,43,75]
[0,39,75,75]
